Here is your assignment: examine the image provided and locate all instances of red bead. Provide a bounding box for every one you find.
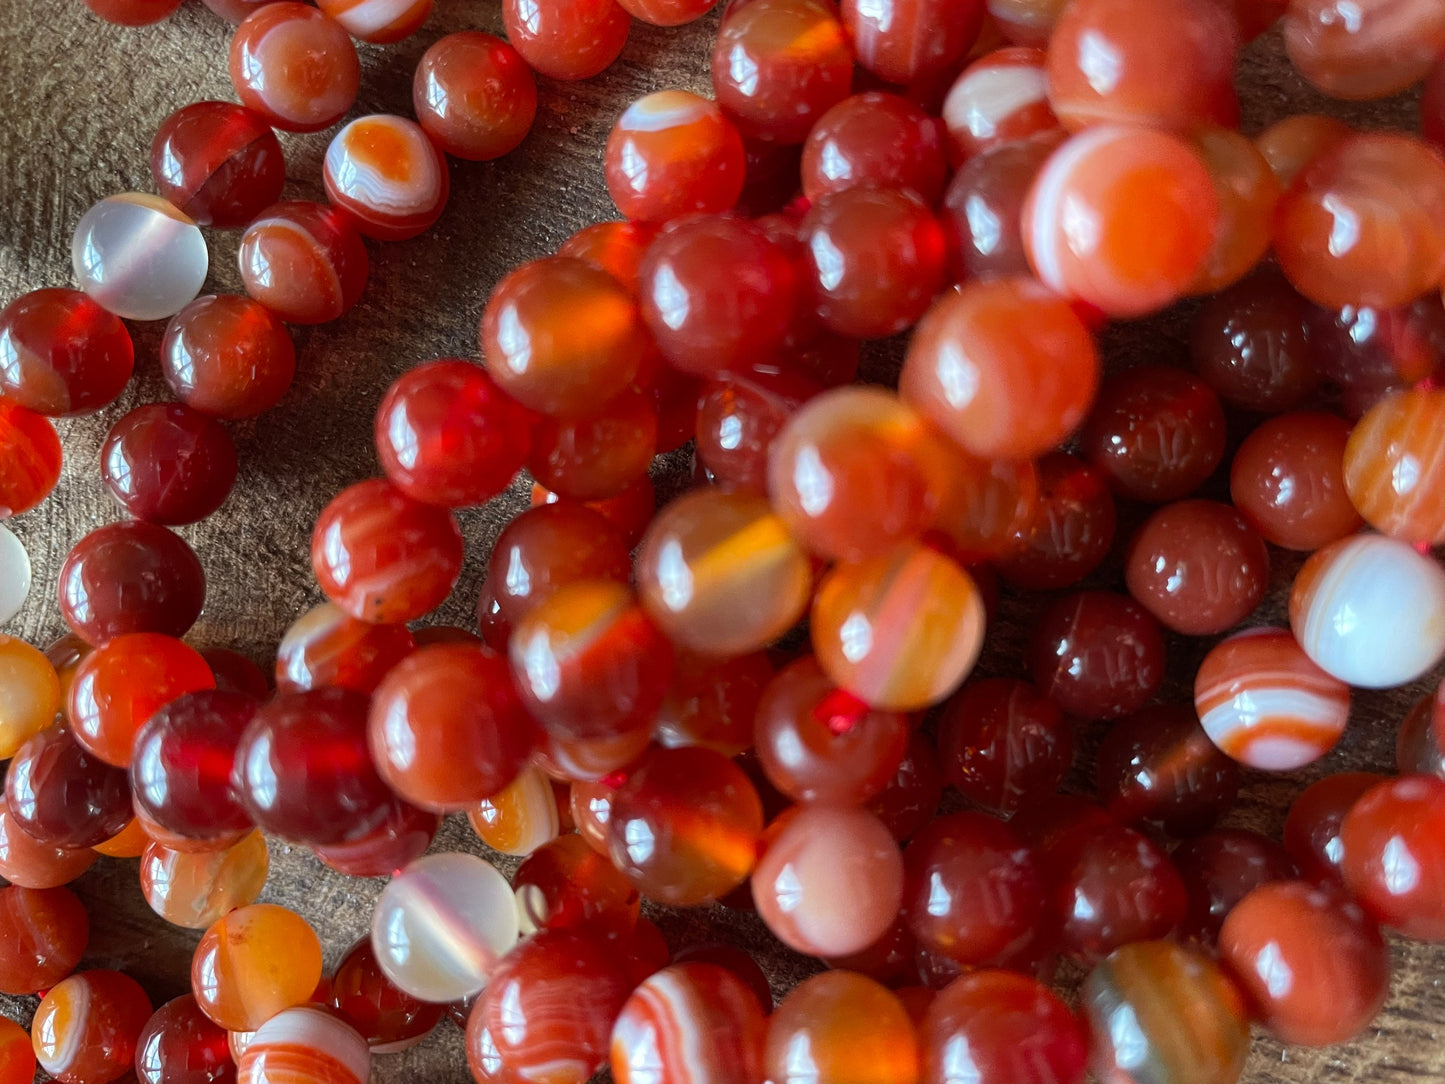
[0,288,133,416]
[995,453,1115,590]
[501,0,630,80]
[1029,591,1165,720]
[1283,771,1386,885]
[937,678,1072,817]
[229,3,361,133]
[531,478,656,548]
[513,833,640,938]
[100,404,237,526]
[275,602,415,696]
[696,365,821,494]
[866,732,944,842]
[0,398,61,517]
[528,388,657,501]
[802,92,947,204]
[920,971,1088,1084]
[1284,0,1445,99]
[930,453,1039,566]
[84,0,181,23]
[235,687,394,845]
[161,295,296,418]
[484,503,632,628]
[150,102,285,229]
[611,963,767,1084]
[1230,411,1361,551]
[843,0,985,84]
[135,995,236,1084]
[1095,704,1240,836]
[311,478,464,624]
[312,800,440,878]
[1311,294,1445,417]
[1191,126,1282,294]
[203,646,271,697]
[0,809,96,890]
[239,202,370,326]
[941,48,1058,166]
[1172,828,1297,947]
[414,32,537,162]
[556,221,657,296]
[4,726,131,849]
[32,970,154,1084]
[1341,774,1445,940]
[711,0,853,144]
[329,938,444,1052]
[1399,687,1445,779]
[0,885,88,995]
[323,115,450,242]
[657,650,774,756]
[1189,268,1319,413]
[940,135,1060,282]
[605,91,746,222]
[58,522,206,646]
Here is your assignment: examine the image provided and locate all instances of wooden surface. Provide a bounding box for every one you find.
[2,3,1445,1081]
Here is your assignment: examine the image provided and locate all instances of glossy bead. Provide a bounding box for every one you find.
[311,478,464,624]
[486,503,632,629]
[1096,705,1239,836]
[711,0,853,144]
[468,767,563,858]
[605,91,746,222]
[0,287,133,416]
[695,366,820,495]
[238,202,369,325]
[312,800,441,878]
[1029,591,1165,720]
[813,542,986,712]
[275,602,414,696]
[59,522,206,646]
[0,808,96,890]
[607,746,762,906]
[617,0,716,23]
[1344,388,1445,544]
[610,963,767,1084]
[1045,0,1238,131]
[1310,293,1445,417]
[482,256,646,416]
[766,972,918,1084]
[316,0,430,41]
[229,4,361,132]
[1276,134,1445,310]
[92,817,149,859]
[0,634,61,760]
[4,726,131,848]
[323,115,449,242]
[0,1017,33,1084]
[371,852,520,1002]
[1284,0,1445,99]
[0,885,88,994]
[160,295,295,418]
[85,0,181,23]
[532,477,656,548]
[1125,501,1269,636]
[941,48,1056,166]
[528,388,657,501]
[0,399,61,516]
[502,0,630,80]
[235,688,392,845]
[329,938,443,1052]
[1023,126,1219,317]
[413,32,536,161]
[842,0,985,84]
[201,0,274,21]
[557,220,657,295]
[637,215,798,378]
[1082,942,1248,1084]
[513,833,639,939]
[571,778,618,856]
[134,995,235,1084]
[72,193,207,322]
[68,632,214,768]
[901,278,1099,460]
[235,1006,369,1084]
[1230,411,1361,550]
[941,135,1059,282]
[931,454,1038,567]
[0,528,30,623]
[1290,532,1445,687]
[1341,775,1445,940]
[1399,687,1445,778]
[1220,880,1388,1045]
[1191,126,1282,293]
[1254,112,1352,187]
[803,92,946,203]
[995,452,1114,589]
[1052,823,1187,962]
[866,733,944,843]
[936,678,1071,817]
[1283,771,1385,885]
[190,905,322,1032]
[1078,365,1226,503]
[149,102,284,230]
[32,970,153,1084]
[140,833,270,929]
[100,404,237,525]
[1172,829,1297,947]
[920,970,1088,1084]
[1189,268,1319,412]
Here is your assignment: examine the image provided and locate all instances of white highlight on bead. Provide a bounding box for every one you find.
[329,0,419,37]
[0,525,31,626]
[1021,125,1126,296]
[943,63,1048,145]
[618,90,713,133]
[72,193,207,321]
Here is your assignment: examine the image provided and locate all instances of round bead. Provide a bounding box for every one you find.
[328,938,444,1053]
[0,885,88,995]
[901,278,1099,460]
[0,1017,35,1084]
[754,806,903,956]
[59,522,206,645]
[557,220,657,295]
[1341,775,1445,940]
[235,1006,369,1084]
[841,0,985,84]
[766,972,919,1084]
[1189,268,1319,412]
[85,0,182,23]
[513,833,640,938]
[1023,126,1218,317]
[1052,822,1187,962]
[413,32,537,161]
[468,766,563,857]
[605,91,746,222]
[1310,294,1445,418]
[1289,532,1445,688]
[1344,388,1445,544]
[4,726,132,848]
[937,678,1071,817]
[1255,112,1353,186]
[920,970,1088,1084]
[134,995,234,1084]
[275,602,415,696]
[316,0,431,41]
[0,287,133,416]
[1191,126,1282,294]
[1172,829,1297,947]
[941,135,1060,283]
[101,404,237,525]
[527,388,657,501]
[611,963,767,1084]
[0,399,61,517]
[191,904,323,1032]
[312,801,440,879]
[140,833,270,929]
[1399,688,1445,779]
[485,503,632,629]
[1230,411,1360,550]
[0,635,60,761]
[995,452,1115,590]
[942,48,1056,166]
[323,115,449,241]
[1095,705,1239,836]
[502,0,630,80]
[803,92,947,203]
[149,102,285,229]
[1284,771,1385,885]
[32,970,153,1084]
[617,0,716,23]
[371,852,520,1002]
[72,193,207,322]
[1284,0,1445,99]
[161,295,295,418]
[0,809,96,890]
[229,3,361,132]
[0,529,31,625]
[1029,591,1164,720]
[695,366,821,495]
[238,202,369,325]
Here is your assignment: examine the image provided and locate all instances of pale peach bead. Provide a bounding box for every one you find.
[0,635,60,760]
[467,764,562,857]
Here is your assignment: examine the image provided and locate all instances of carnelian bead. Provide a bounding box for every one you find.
[0,288,133,416]
[1052,823,1187,962]
[150,101,285,230]
[605,91,746,222]
[843,0,985,85]
[619,0,716,23]
[228,4,361,133]
[1254,112,1353,187]
[769,387,950,560]
[711,0,854,144]
[557,221,657,296]
[1340,775,1445,940]
[986,0,1066,43]
[161,295,296,419]
[940,134,1060,282]
[85,0,181,23]
[696,366,821,493]
[656,650,773,755]
[414,32,536,162]
[317,0,431,42]
[275,602,414,695]
[1231,411,1361,550]
[1189,268,1319,413]
[58,521,206,646]
[4,726,132,849]
[766,972,918,1084]
[541,727,653,783]
[101,404,237,526]
[931,453,1038,565]
[901,278,1098,460]
[502,0,630,81]
[1219,0,1289,38]
[799,186,947,339]
[0,635,61,761]
[369,642,538,811]
[1284,771,1384,885]
[528,388,657,501]
[1344,388,1445,544]
[941,48,1057,167]
[192,904,323,1032]
[238,202,369,326]
[324,115,449,242]
[920,970,1088,1084]
[1029,591,1165,720]
[1096,705,1239,837]
[995,452,1115,590]
[531,478,655,548]
[1023,126,1219,318]
[1311,294,1445,417]
[0,809,96,890]
[485,503,632,628]
[311,478,464,624]
[314,800,440,877]
[1284,0,1445,100]
[32,970,153,1084]
[812,541,985,712]
[482,257,646,417]
[0,1017,33,1084]
[469,765,563,857]
[0,884,88,995]
[327,938,444,1053]
[376,359,532,508]
[1078,365,1226,503]
[140,833,269,929]
[1191,127,1282,294]
[638,215,799,378]
[636,488,813,657]
[0,398,61,517]
[802,92,947,203]
[1173,828,1296,947]
[513,832,641,939]
[1045,0,1239,131]
[1275,133,1445,310]
[937,678,1072,817]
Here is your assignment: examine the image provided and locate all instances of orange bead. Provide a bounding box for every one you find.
[0,1017,34,1084]
[1190,127,1282,294]
[636,489,813,657]
[604,91,746,223]
[1284,0,1445,100]
[556,221,657,296]
[467,764,562,857]
[764,971,919,1084]
[0,809,96,890]
[931,453,1039,564]
[141,832,270,929]
[413,32,537,161]
[1253,114,1351,188]
[0,398,62,517]
[32,970,152,1084]
[1232,412,1361,552]
[900,278,1099,460]
[502,0,630,80]
[812,541,986,711]
[1274,133,1445,310]
[191,903,323,1032]
[1344,388,1445,545]
[0,635,60,760]
[92,817,149,858]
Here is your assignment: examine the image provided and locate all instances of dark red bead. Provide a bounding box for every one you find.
[696,366,822,494]
[1189,268,1319,413]
[101,403,238,525]
[1029,591,1165,720]
[58,521,206,646]
[1172,828,1296,946]
[329,938,445,1052]
[150,101,285,228]
[995,453,1116,591]
[866,732,944,843]
[0,287,134,416]
[312,799,441,878]
[135,995,236,1084]
[4,726,132,849]
[1283,771,1385,885]
[1095,705,1239,837]
[937,678,1072,817]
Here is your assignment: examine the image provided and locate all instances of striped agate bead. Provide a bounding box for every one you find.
[611,963,766,1084]
[236,1006,370,1084]
[323,115,449,241]
[941,46,1057,164]
[1194,627,1350,771]
[1343,387,1445,546]
[467,764,561,857]
[316,0,432,42]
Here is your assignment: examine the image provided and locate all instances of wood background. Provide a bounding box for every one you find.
[2,2,1444,1080]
